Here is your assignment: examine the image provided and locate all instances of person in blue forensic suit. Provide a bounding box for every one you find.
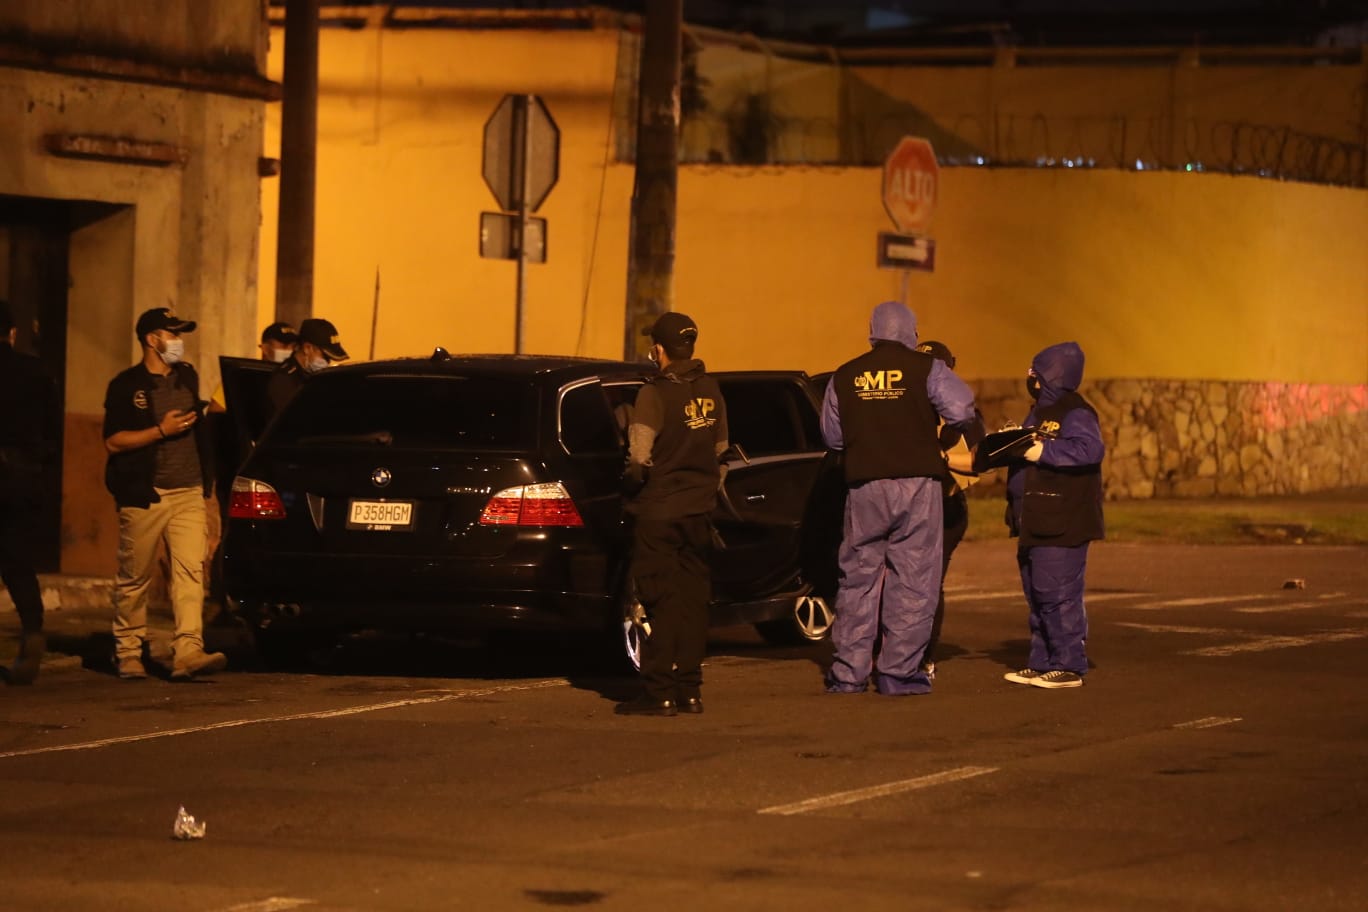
[1002,341,1105,689]
[820,301,978,695]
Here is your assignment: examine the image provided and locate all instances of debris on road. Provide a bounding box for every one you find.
[1283,578,1307,590]
[172,806,207,840]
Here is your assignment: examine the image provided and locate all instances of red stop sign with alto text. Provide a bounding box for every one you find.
[882,137,939,235]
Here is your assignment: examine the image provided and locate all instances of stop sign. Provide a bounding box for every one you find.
[882,137,939,234]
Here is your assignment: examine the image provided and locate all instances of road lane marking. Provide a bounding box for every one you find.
[1235,600,1330,614]
[1115,622,1241,635]
[1185,630,1368,656]
[218,899,316,912]
[1174,716,1243,730]
[1136,595,1281,609]
[0,679,566,761]
[757,765,997,816]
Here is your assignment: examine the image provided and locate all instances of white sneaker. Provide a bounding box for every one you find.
[1004,668,1044,685]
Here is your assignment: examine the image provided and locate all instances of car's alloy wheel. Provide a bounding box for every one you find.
[622,600,650,672]
[792,593,834,640]
[754,592,834,645]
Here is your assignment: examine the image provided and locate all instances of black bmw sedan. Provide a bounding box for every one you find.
[220,354,842,666]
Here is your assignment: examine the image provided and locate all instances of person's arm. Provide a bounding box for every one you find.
[926,360,977,431]
[105,408,196,454]
[819,377,844,450]
[1029,407,1104,467]
[624,385,664,490]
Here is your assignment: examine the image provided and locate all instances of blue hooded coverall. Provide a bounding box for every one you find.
[1006,341,1106,675]
[820,302,977,694]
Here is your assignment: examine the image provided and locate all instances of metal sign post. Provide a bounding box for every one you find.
[481,94,559,353]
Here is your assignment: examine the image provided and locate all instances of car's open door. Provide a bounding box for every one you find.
[710,372,834,602]
[214,356,278,493]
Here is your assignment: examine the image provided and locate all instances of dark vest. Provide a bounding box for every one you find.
[634,369,724,519]
[833,342,944,485]
[1018,391,1105,547]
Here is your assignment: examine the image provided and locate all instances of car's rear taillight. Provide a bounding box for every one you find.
[479,482,584,527]
[229,476,286,520]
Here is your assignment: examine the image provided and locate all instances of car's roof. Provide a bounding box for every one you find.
[326,353,647,380]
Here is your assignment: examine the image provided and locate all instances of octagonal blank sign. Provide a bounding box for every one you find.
[482,94,560,213]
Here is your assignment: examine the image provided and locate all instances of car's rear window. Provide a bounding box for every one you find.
[267,373,537,450]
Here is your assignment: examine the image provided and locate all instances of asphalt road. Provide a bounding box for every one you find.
[1,541,1366,911]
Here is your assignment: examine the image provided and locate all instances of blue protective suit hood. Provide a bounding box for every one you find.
[868,301,919,349]
[1030,341,1086,407]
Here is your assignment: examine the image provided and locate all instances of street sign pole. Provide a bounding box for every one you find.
[514,95,530,354]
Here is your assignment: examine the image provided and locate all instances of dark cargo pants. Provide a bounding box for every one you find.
[631,514,713,702]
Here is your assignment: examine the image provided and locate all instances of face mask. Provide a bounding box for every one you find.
[1026,375,1042,400]
[269,347,293,363]
[158,337,185,366]
[647,347,660,367]
[305,355,330,374]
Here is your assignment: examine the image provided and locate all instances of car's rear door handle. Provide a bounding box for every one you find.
[745,494,766,502]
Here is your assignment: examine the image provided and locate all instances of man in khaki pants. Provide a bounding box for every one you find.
[102,308,227,680]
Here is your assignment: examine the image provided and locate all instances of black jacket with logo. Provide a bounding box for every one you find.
[102,362,213,509]
[832,342,944,484]
[1011,391,1105,548]
[626,359,728,520]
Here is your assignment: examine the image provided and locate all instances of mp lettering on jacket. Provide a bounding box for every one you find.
[853,369,905,400]
[1039,419,1061,436]
[684,397,717,429]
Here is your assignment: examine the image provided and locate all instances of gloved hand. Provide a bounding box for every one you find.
[1023,440,1044,462]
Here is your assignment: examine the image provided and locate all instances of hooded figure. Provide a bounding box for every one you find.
[1003,340,1105,689]
[819,301,977,695]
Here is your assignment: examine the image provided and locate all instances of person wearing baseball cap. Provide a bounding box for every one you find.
[102,307,227,680]
[259,321,299,363]
[265,317,349,420]
[617,311,729,716]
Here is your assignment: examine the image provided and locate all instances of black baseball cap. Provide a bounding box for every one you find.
[916,339,956,369]
[642,312,699,348]
[260,321,298,346]
[135,307,196,340]
[298,318,348,361]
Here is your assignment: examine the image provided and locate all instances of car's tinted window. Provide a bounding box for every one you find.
[269,374,536,450]
[719,379,822,456]
[559,382,621,455]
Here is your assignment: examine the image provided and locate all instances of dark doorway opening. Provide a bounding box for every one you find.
[1,194,124,572]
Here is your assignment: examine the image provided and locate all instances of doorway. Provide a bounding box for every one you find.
[1,194,129,573]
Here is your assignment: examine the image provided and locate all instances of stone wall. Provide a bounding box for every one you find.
[967,379,1368,500]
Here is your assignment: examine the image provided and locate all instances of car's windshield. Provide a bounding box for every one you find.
[268,373,537,450]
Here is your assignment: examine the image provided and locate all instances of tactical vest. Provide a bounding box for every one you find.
[634,369,724,520]
[1018,390,1105,547]
[833,342,944,485]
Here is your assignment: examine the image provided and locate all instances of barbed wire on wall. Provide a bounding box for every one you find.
[671,110,1366,187]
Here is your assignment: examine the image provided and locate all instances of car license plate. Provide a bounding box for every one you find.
[346,499,415,531]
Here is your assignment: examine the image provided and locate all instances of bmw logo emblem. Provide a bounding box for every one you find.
[371,467,392,488]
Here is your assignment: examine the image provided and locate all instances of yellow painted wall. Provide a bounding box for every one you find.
[263,26,1367,386]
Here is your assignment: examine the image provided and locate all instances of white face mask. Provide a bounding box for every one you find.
[305,355,330,374]
[269,347,293,363]
[157,337,185,366]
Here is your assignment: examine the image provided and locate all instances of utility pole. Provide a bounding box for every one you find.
[275,0,320,328]
[623,0,682,361]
